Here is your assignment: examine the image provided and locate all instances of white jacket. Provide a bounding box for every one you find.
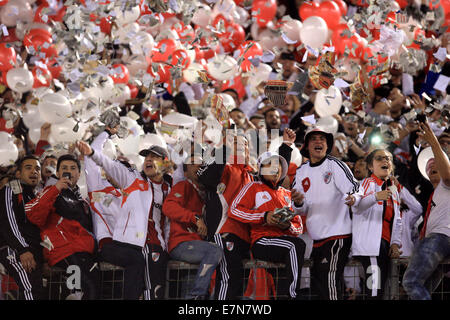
[89,132,153,248]
[352,175,403,256]
[85,132,123,244]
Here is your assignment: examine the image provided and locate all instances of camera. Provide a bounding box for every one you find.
[62,172,71,179]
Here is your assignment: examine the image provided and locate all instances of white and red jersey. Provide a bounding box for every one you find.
[229,181,303,245]
[292,155,359,241]
[352,175,403,256]
[89,132,154,248]
[85,132,122,244]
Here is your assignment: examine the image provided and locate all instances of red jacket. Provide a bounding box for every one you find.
[25,185,95,266]
[162,180,205,253]
[216,162,253,243]
[229,181,303,245]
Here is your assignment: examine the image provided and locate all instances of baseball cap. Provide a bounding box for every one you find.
[139,145,169,159]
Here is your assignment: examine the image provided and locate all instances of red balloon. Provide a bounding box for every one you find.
[435,0,450,14]
[147,64,171,84]
[355,0,369,7]
[221,23,245,53]
[396,0,408,9]
[111,64,129,84]
[212,14,231,37]
[332,26,366,59]
[237,41,263,72]
[152,39,176,63]
[238,40,263,59]
[194,46,204,61]
[332,0,348,16]
[444,12,450,27]
[316,0,342,30]
[171,49,191,70]
[221,75,246,99]
[0,43,15,72]
[172,22,195,43]
[299,1,319,21]
[251,0,277,27]
[45,59,62,79]
[407,27,426,50]
[25,34,57,58]
[99,16,113,34]
[32,66,52,88]
[0,0,8,6]
[34,4,66,23]
[0,27,18,43]
[23,28,52,47]
[128,83,138,99]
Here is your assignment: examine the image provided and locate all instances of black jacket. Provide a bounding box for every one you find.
[0,182,42,258]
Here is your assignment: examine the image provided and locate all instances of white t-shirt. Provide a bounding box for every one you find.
[426,180,450,238]
[292,155,359,240]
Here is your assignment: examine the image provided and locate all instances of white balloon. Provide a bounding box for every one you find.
[207,55,239,81]
[299,16,329,49]
[192,5,212,28]
[114,116,143,156]
[314,86,343,118]
[124,54,150,77]
[109,83,131,106]
[33,87,54,99]
[219,93,236,111]
[99,76,116,101]
[139,133,167,151]
[162,112,198,128]
[38,93,72,124]
[103,139,117,160]
[23,102,43,129]
[114,5,140,26]
[28,126,42,145]
[183,62,203,83]
[50,118,85,143]
[6,67,34,93]
[0,0,33,27]
[233,5,249,26]
[129,31,154,56]
[212,0,236,21]
[248,63,272,87]
[114,22,140,44]
[155,28,180,43]
[316,116,339,135]
[281,19,303,43]
[115,134,140,156]
[0,132,18,166]
[126,154,143,171]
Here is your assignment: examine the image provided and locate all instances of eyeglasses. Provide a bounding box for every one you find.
[374,155,392,162]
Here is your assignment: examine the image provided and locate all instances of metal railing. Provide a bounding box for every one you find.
[1,258,449,300]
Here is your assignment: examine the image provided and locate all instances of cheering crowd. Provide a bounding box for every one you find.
[0,0,449,300]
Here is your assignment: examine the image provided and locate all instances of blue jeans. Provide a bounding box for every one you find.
[402,233,450,300]
[170,240,223,299]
